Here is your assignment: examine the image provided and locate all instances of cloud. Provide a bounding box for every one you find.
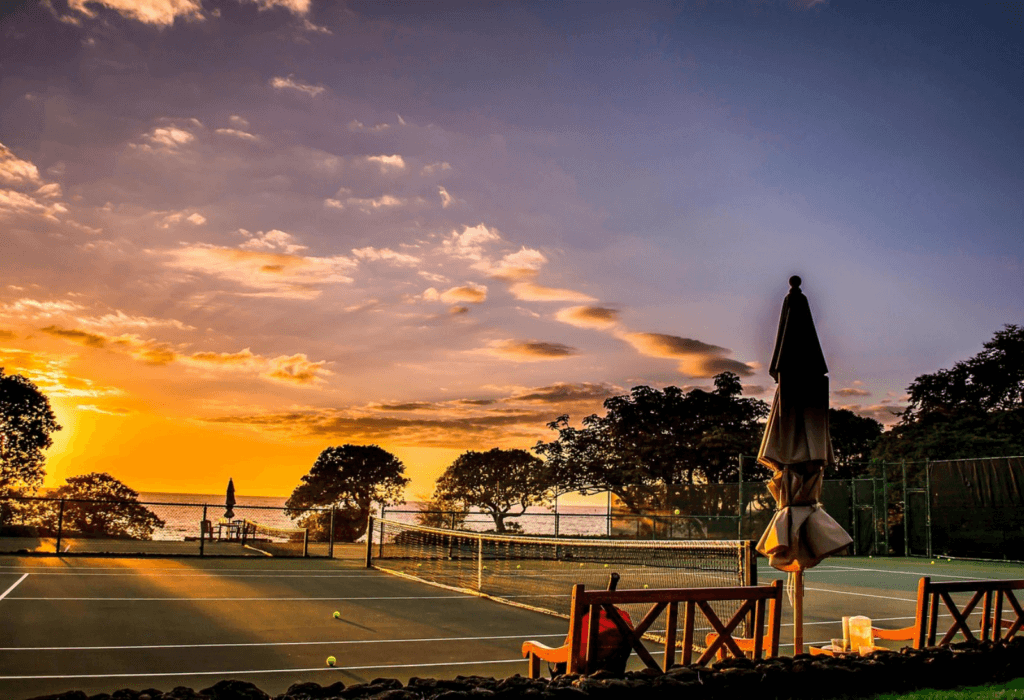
[77,405,132,415]
[438,186,454,208]
[366,155,406,170]
[158,211,206,228]
[371,402,436,411]
[555,305,621,329]
[2,299,87,318]
[185,348,260,369]
[77,311,195,332]
[352,247,420,266]
[0,330,15,340]
[348,120,388,133]
[488,247,548,280]
[508,282,597,302]
[262,353,331,385]
[40,326,108,348]
[143,126,194,149]
[443,224,502,262]
[65,0,204,26]
[186,213,206,225]
[270,75,325,97]
[163,242,356,298]
[239,229,308,254]
[835,403,903,426]
[484,339,579,361]
[215,128,260,142]
[622,332,754,378]
[507,382,619,404]
[0,189,67,221]
[436,284,487,304]
[834,387,871,397]
[345,194,408,211]
[0,143,42,187]
[0,347,122,399]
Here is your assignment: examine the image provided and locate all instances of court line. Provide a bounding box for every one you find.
[6,594,479,601]
[0,572,385,578]
[804,586,918,603]
[0,574,29,601]
[0,657,528,681]
[0,632,566,652]
[815,564,1018,581]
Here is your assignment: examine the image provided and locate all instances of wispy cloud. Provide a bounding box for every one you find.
[0,143,41,187]
[424,284,488,305]
[621,332,754,377]
[508,282,597,302]
[555,305,620,329]
[65,0,205,26]
[270,75,325,97]
[483,339,579,361]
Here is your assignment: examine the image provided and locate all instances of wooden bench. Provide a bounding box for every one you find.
[872,576,1023,648]
[522,579,783,677]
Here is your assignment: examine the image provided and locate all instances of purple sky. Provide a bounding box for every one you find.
[1,0,1021,497]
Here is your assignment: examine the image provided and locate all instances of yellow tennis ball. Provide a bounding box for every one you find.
[604,564,608,568]
[326,656,336,667]
[332,611,340,619]
[674,509,680,515]
[643,584,649,589]
[516,564,521,569]
[931,561,935,565]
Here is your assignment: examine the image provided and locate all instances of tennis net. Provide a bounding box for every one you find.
[367,517,757,644]
[240,518,309,557]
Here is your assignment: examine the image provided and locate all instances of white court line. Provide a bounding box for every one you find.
[815,564,1018,581]
[6,594,477,601]
[0,572,381,578]
[0,574,28,601]
[804,586,918,603]
[0,632,566,652]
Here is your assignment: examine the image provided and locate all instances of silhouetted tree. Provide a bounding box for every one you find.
[0,369,61,495]
[432,448,549,533]
[51,473,165,540]
[535,372,769,513]
[873,325,1024,463]
[285,444,408,542]
[828,408,883,477]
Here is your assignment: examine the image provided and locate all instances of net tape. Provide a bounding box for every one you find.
[369,518,755,645]
[241,518,308,556]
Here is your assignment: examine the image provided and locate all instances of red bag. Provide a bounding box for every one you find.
[577,607,633,662]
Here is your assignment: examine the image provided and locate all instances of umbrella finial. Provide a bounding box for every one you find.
[789,275,801,290]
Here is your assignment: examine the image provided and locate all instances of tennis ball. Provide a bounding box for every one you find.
[643,584,649,589]
[931,561,935,564]
[326,656,337,667]
[332,611,340,619]
[516,564,521,569]
[604,564,608,568]
[674,509,680,515]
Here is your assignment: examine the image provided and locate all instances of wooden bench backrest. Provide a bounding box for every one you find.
[916,577,1024,647]
[564,580,783,673]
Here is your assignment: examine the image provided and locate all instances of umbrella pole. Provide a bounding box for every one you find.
[794,570,804,654]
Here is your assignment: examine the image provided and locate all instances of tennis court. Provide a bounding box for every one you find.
[1,548,1020,700]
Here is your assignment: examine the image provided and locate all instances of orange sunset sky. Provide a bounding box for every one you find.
[3,1,1022,501]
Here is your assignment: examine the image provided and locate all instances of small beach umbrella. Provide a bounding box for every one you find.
[756,276,852,654]
[224,478,236,520]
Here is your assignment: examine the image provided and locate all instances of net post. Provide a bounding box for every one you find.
[328,507,335,559]
[742,540,756,637]
[738,454,745,540]
[477,535,483,591]
[55,498,65,554]
[850,476,858,556]
[364,515,374,568]
[200,505,207,556]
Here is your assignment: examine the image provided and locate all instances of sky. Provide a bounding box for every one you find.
[1,0,1021,500]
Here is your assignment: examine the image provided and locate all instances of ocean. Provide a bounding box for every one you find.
[136,493,610,541]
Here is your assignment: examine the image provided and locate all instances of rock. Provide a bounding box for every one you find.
[23,692,89,700]
[198,680,271,700]
[282,682,325,699]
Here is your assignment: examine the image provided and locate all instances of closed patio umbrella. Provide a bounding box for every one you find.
[756,276,852,654]
[224,478,236,520]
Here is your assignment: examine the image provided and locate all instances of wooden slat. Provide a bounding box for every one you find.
[580,585,780,606]
[682,600,696,666]
[566,584,585,675]
[664,602,678,671]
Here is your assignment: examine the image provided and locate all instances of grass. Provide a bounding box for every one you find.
[871,678,1024,700]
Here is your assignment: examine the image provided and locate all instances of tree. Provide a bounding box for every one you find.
[534,373,769,514]
[285,444,408,542]
[0,369,61,494]
[873,325,1024,463]
[432,448,550,533]
[416,493,469,530]
[828,408,883,477]
[51,473,165,540]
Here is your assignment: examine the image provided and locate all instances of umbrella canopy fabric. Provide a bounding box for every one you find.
[224,478,236,520]
[756,277,852,573]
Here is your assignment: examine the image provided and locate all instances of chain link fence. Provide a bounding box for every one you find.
[0,494,337,557]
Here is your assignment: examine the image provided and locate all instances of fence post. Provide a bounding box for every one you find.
[606,491,611,537]
[477,535,483,591]
[881,466,889,556]
[850,477,858,555]
[925,460,933,559]
[55,498,65,554]
[328,507,335,559]
[200,505,207,556]
[902,461,909,557]
[364,516,374,568]
[738,455,745,540]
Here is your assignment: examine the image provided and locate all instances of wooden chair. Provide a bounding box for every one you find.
[872,577,1023,648]
[523,578,783,677]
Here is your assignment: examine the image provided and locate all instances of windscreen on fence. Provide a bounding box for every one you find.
[928,456,1024,561]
